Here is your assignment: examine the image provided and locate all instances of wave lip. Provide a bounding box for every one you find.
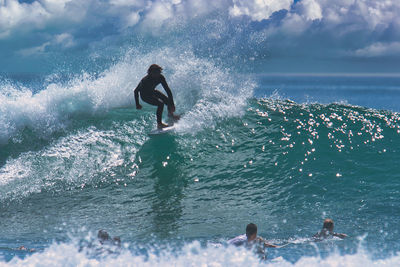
[0,71,130,145]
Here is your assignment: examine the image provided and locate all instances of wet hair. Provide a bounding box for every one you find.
[246,223,257,238]
[98,230,110,243]
[322,219,334,231]
[147,64,163,74]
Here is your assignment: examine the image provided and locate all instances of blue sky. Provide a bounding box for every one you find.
[1,0,400,74]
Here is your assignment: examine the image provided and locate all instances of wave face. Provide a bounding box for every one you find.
[2,1,400,266]
[1,89,400,265]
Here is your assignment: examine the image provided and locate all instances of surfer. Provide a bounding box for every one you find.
[228,223,282,260]
[78,230,121,255]
[313,218,347,241]
[228,223,279,251]
[134,64,179,128]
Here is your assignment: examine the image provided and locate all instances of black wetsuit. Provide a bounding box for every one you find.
[134,74,174,124]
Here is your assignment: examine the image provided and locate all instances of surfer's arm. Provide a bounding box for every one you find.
[134,82,142,109]
[256,237,279,248]
[160,75,174,106]
[263,242,279,248]
[312,232,320,238]
[333,233,347,239]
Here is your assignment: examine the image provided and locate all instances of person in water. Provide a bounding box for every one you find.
[228,223,280,260]
[134,64,179,128]
[98,229,121,247]
[16,246,35,252]
[313,218,347,240]
[228,223,279,249]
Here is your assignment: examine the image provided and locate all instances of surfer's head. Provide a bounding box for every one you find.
[246,223,258,241]
[98,229,111,244]
[322,218,334,232]
[148,64,163,76]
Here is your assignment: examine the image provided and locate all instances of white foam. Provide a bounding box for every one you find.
[173,60,256,133]
[4,239,400,267]
[0,48,255,200]
[0,47,255,144]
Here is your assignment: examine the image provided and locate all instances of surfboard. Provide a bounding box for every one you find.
[148,125,176,136]
[148,113,182,136]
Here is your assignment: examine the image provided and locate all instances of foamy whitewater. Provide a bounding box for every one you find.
[1,1,400,266]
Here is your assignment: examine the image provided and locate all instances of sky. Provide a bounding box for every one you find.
[0,0,399,74]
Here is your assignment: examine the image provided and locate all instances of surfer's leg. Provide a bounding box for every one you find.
[153,90,170,106]
[141,94,168,128]
[156,102,165,126]
[153,90,180,120]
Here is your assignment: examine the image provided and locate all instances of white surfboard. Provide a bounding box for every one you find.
[148,113,182,136]
[148,125,176,136]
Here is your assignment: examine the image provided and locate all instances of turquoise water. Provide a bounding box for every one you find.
[1,1,400,265]
[1,68,400,265]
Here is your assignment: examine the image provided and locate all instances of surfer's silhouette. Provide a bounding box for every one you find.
[134,64,179,128]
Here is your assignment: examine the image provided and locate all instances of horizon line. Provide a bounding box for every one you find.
[256,72,400,77]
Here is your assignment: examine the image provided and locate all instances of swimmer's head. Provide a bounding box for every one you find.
[98,230,110,244]
[246,223,257,241]
[322,219,334,232]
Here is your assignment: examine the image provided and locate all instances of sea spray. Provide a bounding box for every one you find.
[0,48,255,145]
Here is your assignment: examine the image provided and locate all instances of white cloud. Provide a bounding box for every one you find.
[1,0,399,39]
[18,42,50,56]
[298,0,322,21]
[229,0,293,21]
[354,42,400,57]
[312,0,400,31]
[1,0,400,64]
[54,33,76,48]
[17,32,76,56]
[261,0,400,59]
[0,0,49,38]
[109,0,145,7]
[124,12,141,28]
[280,13,309,36]
[0,0,87,38]
[41,0,72,13]
[142,1,174,28]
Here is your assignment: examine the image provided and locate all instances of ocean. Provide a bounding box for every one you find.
[1,1,400,266]
[1,64,400,265]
